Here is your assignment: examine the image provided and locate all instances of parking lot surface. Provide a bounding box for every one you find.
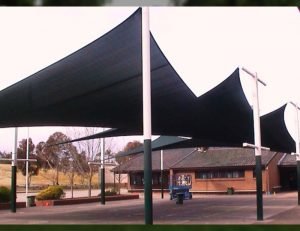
[1,192,300,224]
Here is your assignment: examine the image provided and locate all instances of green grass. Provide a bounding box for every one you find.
[0,164,100,188]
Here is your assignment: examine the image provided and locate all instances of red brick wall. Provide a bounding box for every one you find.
[126,153,283,193]
[264,153,283,193]
[179,170,257,192]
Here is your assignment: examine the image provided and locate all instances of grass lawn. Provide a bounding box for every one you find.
[0,163,100,189]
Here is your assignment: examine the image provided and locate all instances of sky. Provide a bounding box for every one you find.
[0,7,299,153]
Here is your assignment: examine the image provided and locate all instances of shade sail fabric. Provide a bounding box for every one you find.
[261,104,295,153]
[0,7,256,149]
[0,8,195,130]
[0,8,293,154]
[55,68,256,149]
[116,136,190,157]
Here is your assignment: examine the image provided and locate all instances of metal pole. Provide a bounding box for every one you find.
[293,103,300,205]
[25,128,29,207]
[242,67,265,221]
[100,136,105,205]
[252,72,263,221]
[160,150,164,199]
[142,6,153,225]
[11,128,18,213]
[71,159,74,199]
[113,171,116,192]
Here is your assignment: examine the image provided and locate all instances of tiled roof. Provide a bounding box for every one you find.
[113,148,196,173]
[278,154,297,166]
[171,148,277,169]
[114,147,278,173]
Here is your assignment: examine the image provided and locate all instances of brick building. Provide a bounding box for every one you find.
[278,154,299,190]
[114,147,286,194]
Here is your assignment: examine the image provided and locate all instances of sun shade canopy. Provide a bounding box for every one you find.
[0,8,294,154]
[261,104,295,153]
[52,67,257,149]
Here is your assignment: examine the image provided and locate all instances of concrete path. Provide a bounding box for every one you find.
[1,192,300,224]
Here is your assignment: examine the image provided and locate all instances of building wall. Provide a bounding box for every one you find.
[125,153,283,193]
[127,171,169,190]
[172,169,261,192]
[264,153,283,193]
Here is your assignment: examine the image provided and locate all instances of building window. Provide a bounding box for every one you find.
[175,174,192,186]
[130,174,143,185]
[195,170,244,179]
[130,173,167,186]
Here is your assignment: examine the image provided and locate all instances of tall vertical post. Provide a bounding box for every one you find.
[252,72,263,221]
[113,171,116,192]
[11,128,18,213]
[25,128,29,207]
[160,150,164,199]
[142,7,153,225]
[293,102,300,205]
[100,136,105,205]
[242,67,266,221]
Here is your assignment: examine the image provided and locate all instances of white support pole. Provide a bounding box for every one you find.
[160,150,164,199]
[160,150,163,171]
[26,127,29,207]
[242,67,266,221]
[100,132,105,205]
[290,101,300,205]
[11,127,18,212]
[142,9,151,140]
[294,102,300,159]
[243,143,270,151]
[252,72,262,157]
[101,137,105,170]
[13,128,18,167]
[142,6,153,225]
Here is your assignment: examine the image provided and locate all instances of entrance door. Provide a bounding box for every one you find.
[280,167,297,190]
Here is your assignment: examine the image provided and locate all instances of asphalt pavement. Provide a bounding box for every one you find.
[1,192,300,224]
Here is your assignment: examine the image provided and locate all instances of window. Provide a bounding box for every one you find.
[195,169,245,179]
[130,174,143,185]
[175,174,192,186]
[130,173,167,185]
[253,169,256,178]
[232,170,244,178]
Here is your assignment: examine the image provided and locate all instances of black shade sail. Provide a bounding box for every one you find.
[0,8,195,131]
[1,8,293,154]
[55,68,256,149]
[0,8,255,149]
[261,104,295,153]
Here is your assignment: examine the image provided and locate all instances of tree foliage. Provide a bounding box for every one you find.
[0,151,11,164]
[17,138,41,186]
[115,140,142,165]
[36,132,80,185]
[0,186,10,203]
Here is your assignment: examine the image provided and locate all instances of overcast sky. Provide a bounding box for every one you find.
[0,7,299,153]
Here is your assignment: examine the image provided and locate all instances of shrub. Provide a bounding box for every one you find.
[0,186,11,203]
[97,189,117,197]
[36,186,65,201]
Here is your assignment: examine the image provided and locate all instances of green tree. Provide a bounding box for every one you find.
[36,132,79,186]
[115,140,142,165]
[17,138,41,187]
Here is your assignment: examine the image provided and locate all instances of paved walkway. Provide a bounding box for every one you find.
[1,192,300,224]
